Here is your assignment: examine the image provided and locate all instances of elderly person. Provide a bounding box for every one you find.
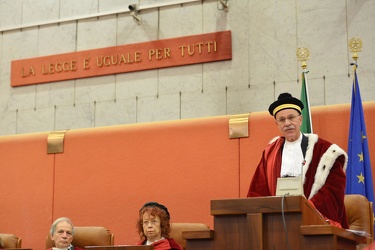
[48,217,83,250]
[247,92,349,229]
[136,202,183,250]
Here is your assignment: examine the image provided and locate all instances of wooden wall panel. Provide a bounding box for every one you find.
[52,116,240,245]
[0,132,54,250]
[0,102,374,250]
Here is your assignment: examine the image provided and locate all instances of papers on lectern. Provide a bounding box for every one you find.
[276,176,303,196]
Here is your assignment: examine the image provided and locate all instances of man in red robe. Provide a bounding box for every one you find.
[247,93,349,229]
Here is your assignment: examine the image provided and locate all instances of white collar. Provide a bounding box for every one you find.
[146,237,165,245]
[52,244,73,250]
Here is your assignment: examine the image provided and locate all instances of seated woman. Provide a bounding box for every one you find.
[136,202,183,250]
[48,217,84,250]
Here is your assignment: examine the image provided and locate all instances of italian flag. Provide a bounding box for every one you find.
[300,71,313,133]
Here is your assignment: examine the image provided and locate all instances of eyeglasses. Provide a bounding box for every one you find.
[142,219,160,226]
[276,114,301,125]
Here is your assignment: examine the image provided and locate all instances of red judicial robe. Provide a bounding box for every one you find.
[247,133,349,229]
[136,238,183,250]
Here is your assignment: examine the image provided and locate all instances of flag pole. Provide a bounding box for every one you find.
[347,37,375,233]
[346,37,363,194]
[349,37,362,88]
[297,47,313,133]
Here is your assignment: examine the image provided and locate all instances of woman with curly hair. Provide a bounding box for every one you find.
[136,202,183,250]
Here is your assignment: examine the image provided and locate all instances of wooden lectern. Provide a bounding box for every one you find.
[184,196,368,250]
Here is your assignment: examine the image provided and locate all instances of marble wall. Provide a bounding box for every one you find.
[0,0,374,136]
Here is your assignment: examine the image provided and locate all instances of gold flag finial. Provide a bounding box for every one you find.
[349,37,362,65]
[296,47,310,71]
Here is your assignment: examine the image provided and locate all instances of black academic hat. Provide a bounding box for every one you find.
[140,201,170,219]
[268,92,304,117]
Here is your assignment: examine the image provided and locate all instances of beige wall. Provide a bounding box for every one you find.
[0,0,374,136]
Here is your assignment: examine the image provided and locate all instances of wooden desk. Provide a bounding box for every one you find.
[84,246,153,250]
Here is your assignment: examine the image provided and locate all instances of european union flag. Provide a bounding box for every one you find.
[345,70,375,225]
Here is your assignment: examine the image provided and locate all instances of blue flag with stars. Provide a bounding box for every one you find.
[345,70,375,226]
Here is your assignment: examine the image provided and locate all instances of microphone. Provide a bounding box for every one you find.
[300,160,306,197]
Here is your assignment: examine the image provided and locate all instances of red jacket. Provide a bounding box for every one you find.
[136,238,183,250]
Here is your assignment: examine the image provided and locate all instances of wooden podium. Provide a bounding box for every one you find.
[184,196,367,250]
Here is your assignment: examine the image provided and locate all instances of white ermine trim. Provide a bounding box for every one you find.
[308,144,347,199]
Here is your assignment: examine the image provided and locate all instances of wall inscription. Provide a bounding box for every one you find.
[11,30,232,87]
